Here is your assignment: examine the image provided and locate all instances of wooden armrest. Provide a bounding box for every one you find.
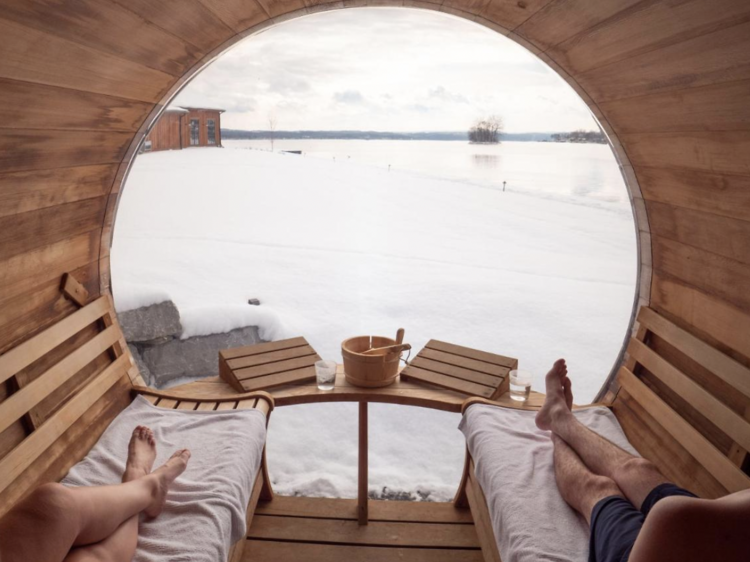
[461,395,609,415]
[132,386,275,413]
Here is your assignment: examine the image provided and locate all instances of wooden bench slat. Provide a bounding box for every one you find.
[144,395,159,405]
[426,340,517,368]
[0,296,110,385]
[418,349,509,377]
[401,367,495,398]
[216,400,237,411]
[637,307,750,398]
[465,462,502,562]
[196,401,216,411]
[628,338,750,453]
[410,356,505,387]
[247,515,480,548]
[157,398,178,409]
[254,496,474,523]
[236,398,258,410]
[617,367,750,493]
[235,356,319,381]
[237,367,317,391]
[243,540,484,562]
[176,400,198,410]
[0,325,120,435]
[0,354,129,496]
[227,345,318,370]
[220,337,309,360]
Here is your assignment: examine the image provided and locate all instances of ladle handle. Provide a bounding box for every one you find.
[396,328,405,345]
[362,343,411,356]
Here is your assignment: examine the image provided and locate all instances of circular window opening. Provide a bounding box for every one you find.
[112,8,638,500]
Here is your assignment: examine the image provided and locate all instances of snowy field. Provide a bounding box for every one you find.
[112,144,637,500]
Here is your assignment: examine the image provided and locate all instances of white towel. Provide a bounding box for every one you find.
[459,404,639,562]
[62,395,267,562]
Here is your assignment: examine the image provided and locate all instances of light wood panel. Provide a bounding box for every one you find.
[652,235,750,313]
[548,0,750,75]
[0,18,174,103]
[244,541,484,562]
[637,166,750,223]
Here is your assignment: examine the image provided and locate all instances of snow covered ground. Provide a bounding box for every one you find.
[112,144,637,500]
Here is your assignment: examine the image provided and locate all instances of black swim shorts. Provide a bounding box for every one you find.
[588,483,698,562]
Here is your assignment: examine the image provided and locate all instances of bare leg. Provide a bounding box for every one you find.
[552,434,624,524]
[629,490,750,562]
[536,360,668,508]
[64,427,158,562]
[0,428,190,562]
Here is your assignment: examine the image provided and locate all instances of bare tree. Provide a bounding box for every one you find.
[268,113,277,152]
[468,115,504,144]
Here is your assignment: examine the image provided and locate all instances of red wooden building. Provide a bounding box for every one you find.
[143,107,224,152]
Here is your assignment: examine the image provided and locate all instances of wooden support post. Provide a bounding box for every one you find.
[358,401,368,525]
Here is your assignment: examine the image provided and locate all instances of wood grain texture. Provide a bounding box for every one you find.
[0,17,174,102]
[243,541,484,562]
[0,129,131,174]
[600,79,750,134]
[646,200,750,264]
[576,19,750,102]
[196,0,270,32]
[0,165,116,219]
[637,166,750,223]
[548,0,750,75]
[652,234,750,313]
[0,0,203,77]
[650,273,750,362]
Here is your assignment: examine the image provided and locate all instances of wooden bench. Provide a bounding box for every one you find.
[0,294,274,562]
[456,305,750,562]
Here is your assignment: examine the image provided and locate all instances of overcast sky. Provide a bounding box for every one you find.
[173,8,599,133]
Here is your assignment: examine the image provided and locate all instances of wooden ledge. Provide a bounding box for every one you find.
[132,385,275,412]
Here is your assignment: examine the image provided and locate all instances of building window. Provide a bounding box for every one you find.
[189,119,200,146]
[207,119,216,145]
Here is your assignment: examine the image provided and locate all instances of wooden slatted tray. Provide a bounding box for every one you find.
[220,337,321,393]
[400,340,517,399]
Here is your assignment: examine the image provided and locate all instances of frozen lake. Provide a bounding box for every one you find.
[226,139,629,211]
[113,140,637,500]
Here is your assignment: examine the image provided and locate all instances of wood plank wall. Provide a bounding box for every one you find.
[1,0,749,482]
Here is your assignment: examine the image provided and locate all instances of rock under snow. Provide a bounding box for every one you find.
[127,344,153,386]
[119,300,182,344]
[141,325,262,387]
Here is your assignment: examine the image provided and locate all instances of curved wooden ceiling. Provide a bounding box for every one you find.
[1,0,749,402]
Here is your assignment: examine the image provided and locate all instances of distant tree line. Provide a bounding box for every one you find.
[468,116,503,144]
[550,130,607,144]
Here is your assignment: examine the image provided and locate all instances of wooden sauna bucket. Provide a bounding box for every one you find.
[342,333,410,388]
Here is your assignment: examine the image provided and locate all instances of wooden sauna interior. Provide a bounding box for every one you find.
[1,0,749,560]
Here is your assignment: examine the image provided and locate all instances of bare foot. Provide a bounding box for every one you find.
[144,449,191,518]
[535,359,572,431]
[123,426,157,483]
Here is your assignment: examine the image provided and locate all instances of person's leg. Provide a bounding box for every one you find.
[0,428,190,562]
[551,434,623,524]
[536,360,669,509]
[629,489,750,562]
[63,427,159,562]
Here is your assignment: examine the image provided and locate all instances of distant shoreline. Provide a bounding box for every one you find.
[222,130,557,142]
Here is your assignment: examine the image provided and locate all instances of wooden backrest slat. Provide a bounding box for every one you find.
[618,367,750,493]
[627,338,750,453]
[637,307,750,398]
[0,353,130,496]
[0,297,110,385]
[0,326,120,436]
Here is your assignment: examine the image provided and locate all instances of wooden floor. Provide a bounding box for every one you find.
[241,496,484,562]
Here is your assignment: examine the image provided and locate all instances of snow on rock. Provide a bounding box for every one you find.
[179,304,285,341]
[118,300,182,343]
[112,144,637,501]
[113,282,172,312]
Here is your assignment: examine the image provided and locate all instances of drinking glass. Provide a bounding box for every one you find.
[509,369,532,401]
[315,360,337,391]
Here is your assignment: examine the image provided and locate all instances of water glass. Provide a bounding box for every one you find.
[509,369,532,402]
[315,360,337,391]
